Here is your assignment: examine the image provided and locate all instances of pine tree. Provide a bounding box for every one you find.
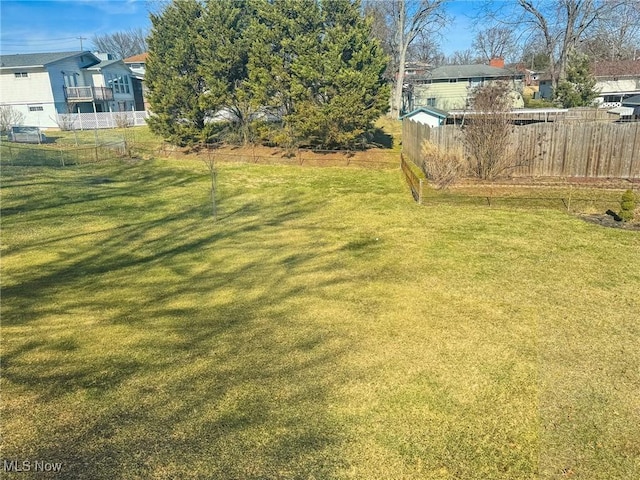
[146,0,206,145]
[198,0,255,144]
[248,0,388,149]
[290,0,389,148]
[554,52,599,108]
[146,0,389,149]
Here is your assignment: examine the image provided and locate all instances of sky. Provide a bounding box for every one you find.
[0,0,477,57]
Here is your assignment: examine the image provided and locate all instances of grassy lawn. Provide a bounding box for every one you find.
[1,157,639,479]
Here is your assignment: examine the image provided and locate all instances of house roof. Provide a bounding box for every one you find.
[608,106,635,116]
[401,107,449,119]
[593,60,640,78]
[622,94,640,106]
[124,53,148,63]
[85,59,124,71]
[0,51,97,69]
[418,64,523,81]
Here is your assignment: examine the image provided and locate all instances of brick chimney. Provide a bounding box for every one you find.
[489,57,505,68]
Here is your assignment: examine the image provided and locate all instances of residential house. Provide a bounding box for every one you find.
[403,58,525,113]
[0,51,137,128]
[123,52,148,111]
[538,59,640,107]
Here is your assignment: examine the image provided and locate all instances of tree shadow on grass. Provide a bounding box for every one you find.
[367,127,394,149]
[1,161,365,478]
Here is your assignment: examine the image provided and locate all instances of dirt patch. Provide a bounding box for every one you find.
[578,213,640,231]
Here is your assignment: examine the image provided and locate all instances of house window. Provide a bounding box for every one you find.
[63,74,78,87]
[28,105,44,112]
[14,72,28,78]
[427,98,436,107]
[107,74,131,94]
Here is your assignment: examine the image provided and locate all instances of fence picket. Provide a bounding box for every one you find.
[403,120,640,179]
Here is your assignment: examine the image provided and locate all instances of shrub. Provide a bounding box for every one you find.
[463,82,516,180]
[420,140,466,189]
[619,189,636,222]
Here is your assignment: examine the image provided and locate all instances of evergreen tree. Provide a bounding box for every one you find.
[287,0,389,148]
[147,0,389,149]
[199,0,255,144]
[248,0,388,148]
[146,0,206,145]
[554,52,599,108]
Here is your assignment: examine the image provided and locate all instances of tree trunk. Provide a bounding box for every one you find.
[393,47,407,118]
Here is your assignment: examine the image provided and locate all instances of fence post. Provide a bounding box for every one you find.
[418,178,423,205]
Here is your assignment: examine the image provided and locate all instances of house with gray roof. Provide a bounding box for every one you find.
[403,58,525,113]
[0,51,137,128]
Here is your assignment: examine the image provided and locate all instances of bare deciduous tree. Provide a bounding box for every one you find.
[480,0,623,91]
[0,105,25,134]
[472,26,519,63]
[92,28,148,59]
[579,2,640,60]
[366,0,448,118]
[463,82,516,180]
[448,49,479,65]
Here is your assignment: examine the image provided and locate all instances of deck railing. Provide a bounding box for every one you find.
[64,86,114,101]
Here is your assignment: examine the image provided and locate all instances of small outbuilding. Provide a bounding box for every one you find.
[400,107,449,128]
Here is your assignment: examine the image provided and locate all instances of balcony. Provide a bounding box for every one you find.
[64,86,113,102]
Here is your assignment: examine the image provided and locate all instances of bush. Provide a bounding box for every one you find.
[420,140,466,189]
[619,189,636,222]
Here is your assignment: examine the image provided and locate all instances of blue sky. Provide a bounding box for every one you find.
[0,0,477,56]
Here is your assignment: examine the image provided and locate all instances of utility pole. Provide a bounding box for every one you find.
[77,36,87,51]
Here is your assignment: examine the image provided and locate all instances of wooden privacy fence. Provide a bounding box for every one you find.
[403,120,640,179]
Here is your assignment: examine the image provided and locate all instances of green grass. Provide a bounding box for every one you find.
[1,158,639,479]
[42,125,160,146]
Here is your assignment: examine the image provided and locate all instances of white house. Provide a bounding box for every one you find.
[0,51,138,128]
[123,52,148,111]
[538,59,640,107]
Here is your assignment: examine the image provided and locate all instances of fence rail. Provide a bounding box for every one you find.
[57,111,149,131]
[403,120,640,179]
[131,142,397,168]
[1,140,128,166]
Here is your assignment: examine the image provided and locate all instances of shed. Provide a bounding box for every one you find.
[401,107,449,127]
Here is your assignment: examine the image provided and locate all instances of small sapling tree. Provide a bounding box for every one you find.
[202,149,218,220]
[619,189,636,222]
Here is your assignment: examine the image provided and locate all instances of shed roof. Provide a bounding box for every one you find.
[401,107,450,119]
[0,51,97,68]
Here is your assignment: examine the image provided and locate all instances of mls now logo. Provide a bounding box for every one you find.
[3,459,63,473]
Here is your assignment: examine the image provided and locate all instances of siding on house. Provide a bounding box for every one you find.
[406,64,524,112]
[1,51,139,127]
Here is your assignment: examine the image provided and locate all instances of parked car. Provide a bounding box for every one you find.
[8,126,47,144]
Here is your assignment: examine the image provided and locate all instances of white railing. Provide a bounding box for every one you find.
[64,86,114,101]
[56,111,149,130]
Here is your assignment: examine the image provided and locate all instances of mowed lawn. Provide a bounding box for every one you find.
[1,158,639,479]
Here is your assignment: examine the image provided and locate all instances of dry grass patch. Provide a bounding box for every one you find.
[2,159,638,479]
